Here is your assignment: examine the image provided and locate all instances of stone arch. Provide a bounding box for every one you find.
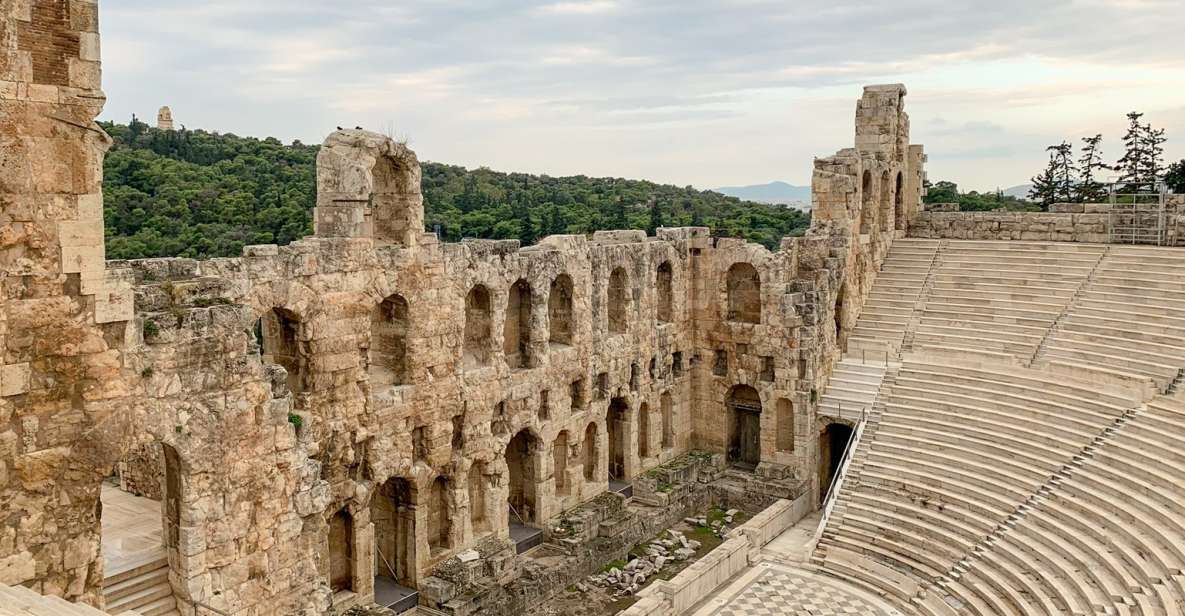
[656,261,673,323]
[607,397,630,480]
[548,273,574,346]
[894,171,906,231]
[372,476,417,587]
[607,267,629,334]
[370,293,410,387]
[314,130,424,247]
[819,423,854,503]
[327,507,355,592]
[638,401,652,459]
[879,170,892,232]
[427,476,452,553]
[661,391,674,450]
[859,169,874,235]
[505,430,540,525]
[504,279,532,369]
[727,385,762,469]
[468,462,489,536]
[582,422,599,482]
[726,262,761,324]
[463,285,492,369]
[256,307,306,394]
[553,431,571,496]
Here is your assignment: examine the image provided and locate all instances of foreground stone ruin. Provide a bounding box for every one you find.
[5,3,1185,616]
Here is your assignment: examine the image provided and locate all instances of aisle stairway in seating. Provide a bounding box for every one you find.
[818,360,887,423]
[0,583,140,616]
[102,557,179,616]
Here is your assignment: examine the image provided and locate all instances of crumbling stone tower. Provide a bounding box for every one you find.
[156,105,174,130]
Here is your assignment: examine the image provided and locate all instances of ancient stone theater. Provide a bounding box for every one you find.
[3,2,1185,616]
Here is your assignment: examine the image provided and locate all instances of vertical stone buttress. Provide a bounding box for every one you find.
[1,0,133,603]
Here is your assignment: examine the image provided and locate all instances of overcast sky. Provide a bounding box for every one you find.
[97,0,1185,192]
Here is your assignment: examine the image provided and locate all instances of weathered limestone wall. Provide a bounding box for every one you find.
[0,3,927,614]
[0,0,135,603]
[911,196,1185,244]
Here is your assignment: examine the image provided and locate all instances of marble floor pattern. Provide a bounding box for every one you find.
[100,482,166,576]
[692,560,902,616]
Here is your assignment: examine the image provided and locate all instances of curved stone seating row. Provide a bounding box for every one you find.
[1039,248,1185,390]
[814,360,1185,616]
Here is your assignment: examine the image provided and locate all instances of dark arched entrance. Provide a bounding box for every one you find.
[726,385,762,470]
[819,423,854,502]
[505,430,538,524]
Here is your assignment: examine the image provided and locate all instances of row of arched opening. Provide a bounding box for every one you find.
[254,257,763,392]
[859,169,906,235]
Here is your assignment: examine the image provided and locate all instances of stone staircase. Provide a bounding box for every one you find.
[0,583,140,616]
[102,557,179,616]
[818,360,887,423]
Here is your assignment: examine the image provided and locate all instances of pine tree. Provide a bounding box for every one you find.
[1075,134,1110,203]
[1116,111,1146,190]
[1141,125,1167,186]
[1048,141,1076,202]
[1028,152,1060,209]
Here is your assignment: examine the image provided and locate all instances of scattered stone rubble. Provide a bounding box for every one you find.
[580,509,741,597]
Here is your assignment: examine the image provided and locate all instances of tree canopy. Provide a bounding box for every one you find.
[924,180,1039,212]
[99,120,810,259]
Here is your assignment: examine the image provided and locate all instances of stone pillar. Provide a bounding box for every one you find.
[1,0,132,604]
[156,105,174,130]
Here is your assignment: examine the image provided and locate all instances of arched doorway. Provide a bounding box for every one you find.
[327,508,354,593]
[371,477,417,588]
[504,279,532,369]
[818,423,854,503]
[102,442,184,615]
[859,170,874,235]
[726,385,762,470]
[505,430,538,525]
[463,285,492,369]
[548,274,574,346]
[656,261,673,323]
[607,398,629,480]
[726,262,761,324]
[607,267,629,333]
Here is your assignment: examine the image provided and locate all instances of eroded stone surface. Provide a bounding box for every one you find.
[0,5,924,616]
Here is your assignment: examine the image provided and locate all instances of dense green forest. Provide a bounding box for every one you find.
[100,119,810,259]
[923,180,1041,212]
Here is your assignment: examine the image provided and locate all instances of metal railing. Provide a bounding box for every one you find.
[1108,179,1169,245]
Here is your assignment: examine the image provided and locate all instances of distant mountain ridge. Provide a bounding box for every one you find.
[714,181,811,206]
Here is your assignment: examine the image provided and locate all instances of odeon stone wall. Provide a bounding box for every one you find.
[0,3,927,614]
[910,197,1185,244]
